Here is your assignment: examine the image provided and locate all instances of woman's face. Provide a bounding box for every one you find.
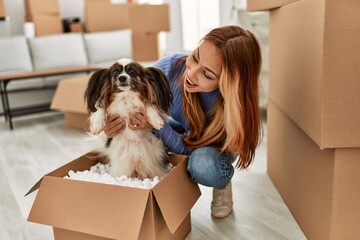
[184,40,222,93]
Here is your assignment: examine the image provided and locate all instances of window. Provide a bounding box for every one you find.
[180,0,220,51]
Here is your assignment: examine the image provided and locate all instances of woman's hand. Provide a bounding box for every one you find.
[104,115,126,138]
[129,109,154,130]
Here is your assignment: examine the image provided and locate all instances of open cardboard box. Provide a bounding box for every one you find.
[51,75,90,130]
[26,153,201,240]
[248,0,360,149]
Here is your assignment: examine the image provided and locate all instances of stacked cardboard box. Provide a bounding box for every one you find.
[27,153,201,240]
[85,0,170,61]
[24,0,63,36]
[248,0,360,239]
[0,0,6,18]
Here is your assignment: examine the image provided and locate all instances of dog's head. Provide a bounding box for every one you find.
[85,58,172,114]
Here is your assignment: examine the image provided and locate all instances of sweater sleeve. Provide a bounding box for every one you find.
[152,54,191,155]
[154,122,190,155]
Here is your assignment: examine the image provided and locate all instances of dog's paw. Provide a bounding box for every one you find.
[151,117,164,130]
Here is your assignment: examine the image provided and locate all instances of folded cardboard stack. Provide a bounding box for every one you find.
[24,0,63,36]
[27,153,201,240]
[85,0,170,61]
[248,0,360,239]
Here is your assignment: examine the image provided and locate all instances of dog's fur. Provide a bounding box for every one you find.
[84,58,172,179]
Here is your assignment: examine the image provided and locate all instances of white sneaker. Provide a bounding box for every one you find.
[211,182,233,218]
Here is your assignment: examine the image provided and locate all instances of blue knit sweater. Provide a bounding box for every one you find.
[153,54,220,155]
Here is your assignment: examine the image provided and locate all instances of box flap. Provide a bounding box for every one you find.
[247,0,300,11]
[25,152,100,196]
[152,155,201,233]
[51,75,90,114]
[28,169,150,239]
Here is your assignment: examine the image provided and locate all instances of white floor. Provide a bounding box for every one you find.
[0,112,307,240]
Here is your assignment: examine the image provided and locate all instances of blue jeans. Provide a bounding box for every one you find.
[167,117,235,188]
[187,147,236,188]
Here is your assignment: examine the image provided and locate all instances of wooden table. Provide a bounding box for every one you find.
[0,66,100,130]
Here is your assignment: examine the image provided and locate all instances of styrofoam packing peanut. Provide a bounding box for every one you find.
[64,163,162,189]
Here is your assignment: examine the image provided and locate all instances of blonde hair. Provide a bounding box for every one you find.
[179,26,262,169]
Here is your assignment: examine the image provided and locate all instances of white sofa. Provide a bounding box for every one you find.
[0,29,134,125]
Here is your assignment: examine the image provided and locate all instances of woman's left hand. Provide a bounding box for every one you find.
[129,109,154,130]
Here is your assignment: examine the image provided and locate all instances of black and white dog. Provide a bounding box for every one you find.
[84,58,172,179]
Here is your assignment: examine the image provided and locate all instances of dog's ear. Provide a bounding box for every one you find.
[84,69,111,113]
[144,67,172,114]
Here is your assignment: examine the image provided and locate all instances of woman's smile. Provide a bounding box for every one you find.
[185,76,198,88]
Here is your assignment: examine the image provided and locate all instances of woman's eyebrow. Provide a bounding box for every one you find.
[198,48,220,78]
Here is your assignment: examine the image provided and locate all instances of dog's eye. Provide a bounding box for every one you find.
[128,69,137,77]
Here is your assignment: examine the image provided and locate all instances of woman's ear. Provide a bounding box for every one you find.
[84,69,110,113]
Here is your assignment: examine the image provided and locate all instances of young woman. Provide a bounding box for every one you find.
[104,25,262,218]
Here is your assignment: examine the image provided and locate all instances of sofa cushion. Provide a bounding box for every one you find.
[0,36,33,74]
[0,36,44,90]
[28,33,88,70]
[84,29,132,67]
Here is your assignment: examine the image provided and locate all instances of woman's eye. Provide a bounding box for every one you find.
[204,71,213,80]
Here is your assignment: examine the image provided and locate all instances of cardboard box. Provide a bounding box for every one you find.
[85,1,170,33]
[51,75,90,130]
[85,0,131,32]
[249,0,360,149]
[25,0,60,22]
[268,100,360,240]
[129,4,170,33]
[70,22,84,33]
[33,14,63,36]
[0,0,6,18]
[132,32,161,62]
[27,153,201,240]
[246,0,299,11]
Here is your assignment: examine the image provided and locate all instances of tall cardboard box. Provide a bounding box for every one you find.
[27,153,201,240]
[249,0,360,149]
[25,0,60,22]
[33,14,63,36]
[268,101,360,240]
[129,4,170,33]
[0,0,6,18]
[247,0,299,11]
[51,75,90,130]
[132,32,161,61]
[85,0,131,32]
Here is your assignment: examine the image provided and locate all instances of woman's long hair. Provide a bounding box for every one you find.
[174,26,262,169]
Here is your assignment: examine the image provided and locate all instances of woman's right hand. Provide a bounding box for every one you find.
[104,115,126,138]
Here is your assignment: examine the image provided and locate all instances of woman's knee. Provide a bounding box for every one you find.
[187,147,235,188]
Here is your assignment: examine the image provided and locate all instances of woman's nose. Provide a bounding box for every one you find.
[188,65,200,80]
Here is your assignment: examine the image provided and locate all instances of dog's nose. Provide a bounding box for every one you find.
[119,76,127,83]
